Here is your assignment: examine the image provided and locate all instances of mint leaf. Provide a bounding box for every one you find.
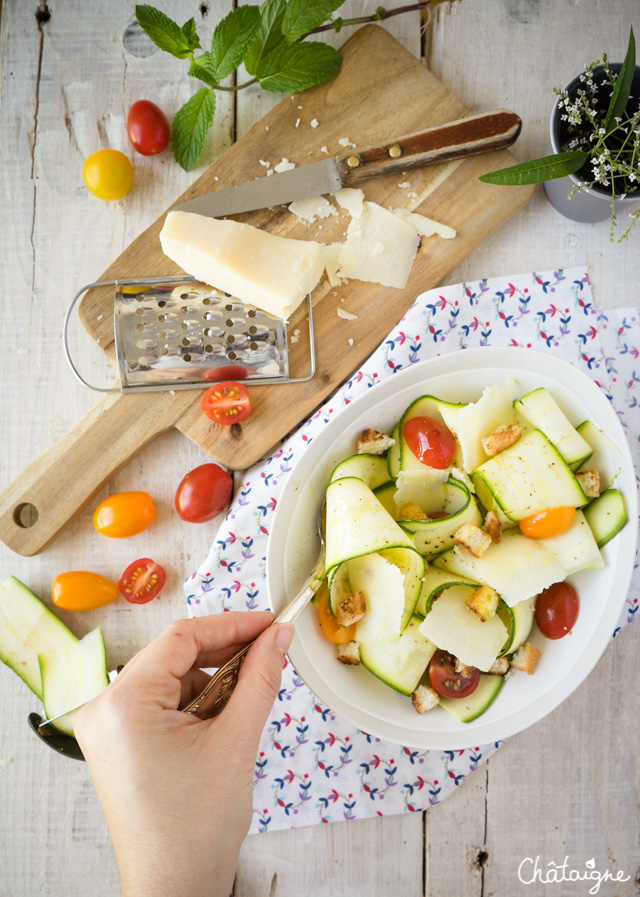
[171,88,216,171]
[282,0,346,42]
[604,26,636,131]
[478,151,589,186]
[257,41,342,92]
[135,5,200,58]
[210,6,261,81]
[189,51,218,87]
[245,0,287,77]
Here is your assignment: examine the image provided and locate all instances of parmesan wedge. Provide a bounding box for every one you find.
[336,201,419,289]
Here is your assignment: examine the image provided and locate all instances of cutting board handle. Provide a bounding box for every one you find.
[0,390,191,557]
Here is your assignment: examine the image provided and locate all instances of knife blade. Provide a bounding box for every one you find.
[174,109,522,220]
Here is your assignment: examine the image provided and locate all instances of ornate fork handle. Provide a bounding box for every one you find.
[182,548,325,720]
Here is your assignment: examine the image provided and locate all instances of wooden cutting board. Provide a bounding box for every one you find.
[0,25,533,556]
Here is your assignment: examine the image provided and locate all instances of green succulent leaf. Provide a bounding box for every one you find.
[604,26,636,132]
[135,5,201,59]
[211,5,261,81]
[478,151,590,186]
[282,0,346,43]
[188,51,219,87]
[171,88,216,171]
[257,41,342,92]
[244,0,287,76]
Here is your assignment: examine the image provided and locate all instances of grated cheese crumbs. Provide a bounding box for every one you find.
[398,181,411,189]
[97,314,103,321]
[295,118,300,128]
[338,137,356,148]
[259,159,270,168]
[310,119,319,128]
[337,308,358,321]
[274,158,296,173]
[348,338,354,346]
[320,145,329,154]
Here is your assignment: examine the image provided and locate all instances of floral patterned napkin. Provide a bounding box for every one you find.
[185,267,639,834]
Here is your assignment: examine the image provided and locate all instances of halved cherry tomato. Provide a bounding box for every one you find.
[519,506,576,539]
[429,511,450,520]
[201,381,251,424]
[127,100,170,156]
[93,492,157,538]
[316,581,357,644]
[119,558,166,604]
[203,365,249,382]
[52,571,119,612]
[427,649,480,698]
[535,581,579,639]
[82,149,133,200]
[175,463,233,523]
[403,417,457,469]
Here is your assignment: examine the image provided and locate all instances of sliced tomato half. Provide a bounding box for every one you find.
[427,649,480,699]
[201,381,251,425]
[119,558,166,604]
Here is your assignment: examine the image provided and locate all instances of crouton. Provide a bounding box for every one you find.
[336,641,361,665]
[510,642,540,675]
[411,684,440,714]
[484,510,502,543]
[356,428,395,455]
[454,659,476,678]
[576,469,600,499]
[335,591,366,627]
[454,523,493,558]
[465,584,499,621]
[399,502,429,521]
[482,424,522,457]
[488,657,509,675]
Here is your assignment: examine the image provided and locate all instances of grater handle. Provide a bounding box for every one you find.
[0,389,192,556]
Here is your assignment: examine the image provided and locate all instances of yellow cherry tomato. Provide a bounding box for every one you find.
[93,491,157,538]
[519,506,576,539]
[82,149,133,200]
[52,571,119,612]
[316,581,357,645]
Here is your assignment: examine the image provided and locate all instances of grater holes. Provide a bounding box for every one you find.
[227,335,235,344]
[183,354,192,362]
[158,314,166,322]
[135,308,145,317]
[181,322,188,330]
[248,309,257,318]
[204,344,214,353]
[250,342,259,351]
[228,351,237,359]
[136,324,144,332]
[180,306,188,313]
[249,325,258,334]
[138,356,148,365]
[225,304,233,311]
[180,292,189,299]
[158,299,167,307]
[226,319,234,327]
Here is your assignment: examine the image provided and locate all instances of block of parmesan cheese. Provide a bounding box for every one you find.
[159,210,325,321]
[336,201,419,289]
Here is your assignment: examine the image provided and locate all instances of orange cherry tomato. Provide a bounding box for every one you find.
[82,149,133,200]
[93,492,157,538]
[316,581,357,644]
[52,571,119,611]
[201,381,251,425]
[519,506,576,539]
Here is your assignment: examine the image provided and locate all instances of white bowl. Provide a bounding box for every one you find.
[266,347,638,749]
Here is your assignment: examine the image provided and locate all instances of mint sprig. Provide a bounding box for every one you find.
[257,41,342,92]
[244,0,288,76]
[135,5,200,59]
[171,88,216,172]
[211,6,262,80]
[281,0,346,43]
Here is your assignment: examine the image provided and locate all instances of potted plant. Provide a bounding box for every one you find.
[480,27,640,240]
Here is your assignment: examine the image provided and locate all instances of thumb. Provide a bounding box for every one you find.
[219,623,294,747]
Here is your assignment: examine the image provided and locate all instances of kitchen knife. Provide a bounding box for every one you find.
[174,109,522,219]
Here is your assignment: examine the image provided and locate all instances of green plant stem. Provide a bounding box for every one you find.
[214,77,258,92]
[306,1,432,35]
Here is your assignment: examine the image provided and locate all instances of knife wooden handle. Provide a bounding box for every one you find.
[337,109,522,185]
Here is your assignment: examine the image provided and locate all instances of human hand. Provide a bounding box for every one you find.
[75,612,293,897]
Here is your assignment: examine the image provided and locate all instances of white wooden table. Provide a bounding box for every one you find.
[1,2,639,895]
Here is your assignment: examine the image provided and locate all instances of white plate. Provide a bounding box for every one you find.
[266,347,638,749]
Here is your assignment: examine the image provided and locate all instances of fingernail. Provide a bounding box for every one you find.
[274,623,294,654]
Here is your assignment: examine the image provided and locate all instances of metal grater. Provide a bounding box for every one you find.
[64,276,315,393]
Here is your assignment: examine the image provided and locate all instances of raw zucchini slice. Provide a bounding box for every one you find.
[330,453,392,490]
[472,429,588,521]
[359,615,437,695]
[418,585,508,671]
[400,477,483,557]
[440,673,504,722]
[583,489,628,547]
[539,509,603,574]
[0,576,78,699]
[496,601,515,656]
[373,481,397,519]
[39,627,109,736]
[457,379,516,473]
[514,387,593,469]
[433,532,566,606]
[393,468,450,511]
[415,568,479,617]
[509,597,536,654]
[576,420,623,489]
[387,423,401,479]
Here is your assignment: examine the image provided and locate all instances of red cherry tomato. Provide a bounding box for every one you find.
[127,100,170,156]
[427,649,480,698]
[93,492,157,538]
[52,572,119,611]
[201,381,251,425]
[119,558,166,604]
[203,365,249,382]
[535,581,579,639]
[175,463,233,523]
[403,416,457,469]
[519,506,576,539]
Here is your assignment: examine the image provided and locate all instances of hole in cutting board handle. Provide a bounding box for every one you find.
[13,503,39,528]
